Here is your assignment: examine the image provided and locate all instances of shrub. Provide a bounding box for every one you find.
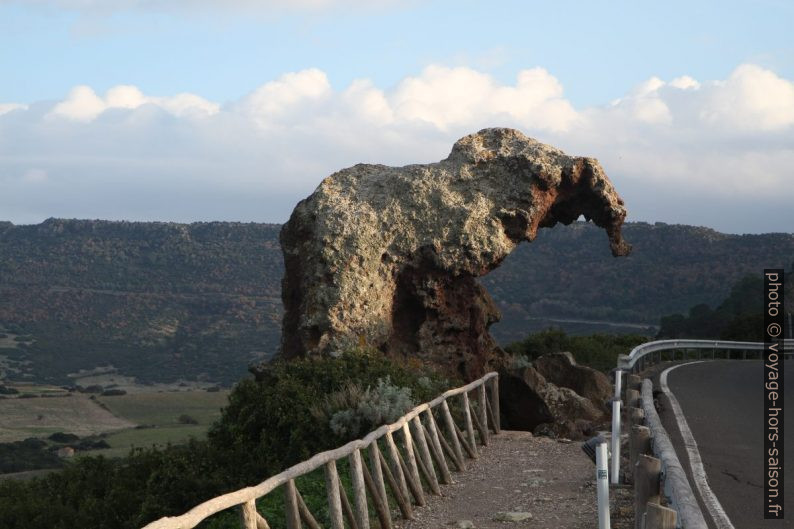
[505,328,648,372]
[314,376,415,438]
[208,348,450,486]
[49,432,80,444]
[178,414,198,425]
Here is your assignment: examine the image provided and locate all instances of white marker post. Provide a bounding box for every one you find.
[610,369,623,485]
[596,440,611,529]
[610,398,621,485]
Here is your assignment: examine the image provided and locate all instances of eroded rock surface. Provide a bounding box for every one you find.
[278,128,630,379]
[499,363,605,440]
[533,352,613,409]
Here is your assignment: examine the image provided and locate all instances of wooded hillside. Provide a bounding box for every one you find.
[1,218,791,384]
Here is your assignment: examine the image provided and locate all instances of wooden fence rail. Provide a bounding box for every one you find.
[142,372,501,529]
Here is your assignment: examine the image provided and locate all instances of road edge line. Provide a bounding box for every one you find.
[660,362,736,529]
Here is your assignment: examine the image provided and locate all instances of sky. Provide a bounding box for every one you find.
[1,0,793,234]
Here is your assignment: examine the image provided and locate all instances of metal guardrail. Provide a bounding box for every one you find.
[617,338,793,373]
[143,372,500,529]
[640,378,707,529]
[612,339,792,527]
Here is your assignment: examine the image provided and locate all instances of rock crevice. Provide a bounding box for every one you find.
[278,128,630,379]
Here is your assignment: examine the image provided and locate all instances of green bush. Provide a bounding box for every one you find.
[208,349,450,486]
[505,328,648,372]
[313,375,415,438]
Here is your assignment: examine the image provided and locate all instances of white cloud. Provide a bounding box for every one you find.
[48,84,219,121]
[0,103,28,116]
[698,64,794,131]
[1,63,792,232]
[389,65,579,132]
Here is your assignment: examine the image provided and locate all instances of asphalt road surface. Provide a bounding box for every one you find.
[660,360,793,529]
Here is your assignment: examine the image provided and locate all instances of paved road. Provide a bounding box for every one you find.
[661,360,793,529]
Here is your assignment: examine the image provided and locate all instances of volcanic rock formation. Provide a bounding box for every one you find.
[278,128,630,379]
[499,352,612,439]
[533,352,613,408]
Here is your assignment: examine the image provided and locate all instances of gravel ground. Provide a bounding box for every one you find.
[392,430,633,529]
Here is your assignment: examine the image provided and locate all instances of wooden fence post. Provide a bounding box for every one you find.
[376,448,413,519]
[368,442,389,516]
[296,489,322,529]
[384,431,411,504]
[239,500,270,529]
[325,461,345,529]
[441,400,466,469]
[401,424,425,505]
[411,417,441,494]
[349,448,371,529]
[284,479,301,529]
[423,410,452,484]
[361,457,393,529]
[461,392,478,456]
[634,455,662,529]
[490,376,501,432]
[477,383,489,445]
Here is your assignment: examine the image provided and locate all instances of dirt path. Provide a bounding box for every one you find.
[394,430,632,529]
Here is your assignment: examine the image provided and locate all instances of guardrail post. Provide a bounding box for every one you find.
[629,425,650,471]
[627,407,644,475]
[644,502,677,529]
[634,454,661,529]
[596,440,611,529]
[626,388,640,408]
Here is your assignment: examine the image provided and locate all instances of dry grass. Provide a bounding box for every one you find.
[0,394,134,442]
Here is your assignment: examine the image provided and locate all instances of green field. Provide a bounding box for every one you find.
[85,389,230,457]
[0,386,230,459]
[96,390,229,427]
[0,393,134,443]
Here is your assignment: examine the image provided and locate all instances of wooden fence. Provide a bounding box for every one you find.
[142,372,501,529]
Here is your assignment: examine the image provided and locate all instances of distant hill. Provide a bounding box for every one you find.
[1,218,791,384]
[0,219,283,385]
[484,221,794,343]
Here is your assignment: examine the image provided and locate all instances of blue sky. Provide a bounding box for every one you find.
[1,0,793,232]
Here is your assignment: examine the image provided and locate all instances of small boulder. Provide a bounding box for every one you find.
[500,366,604,440]
[456,520,475,529]
[532,352,613,408]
